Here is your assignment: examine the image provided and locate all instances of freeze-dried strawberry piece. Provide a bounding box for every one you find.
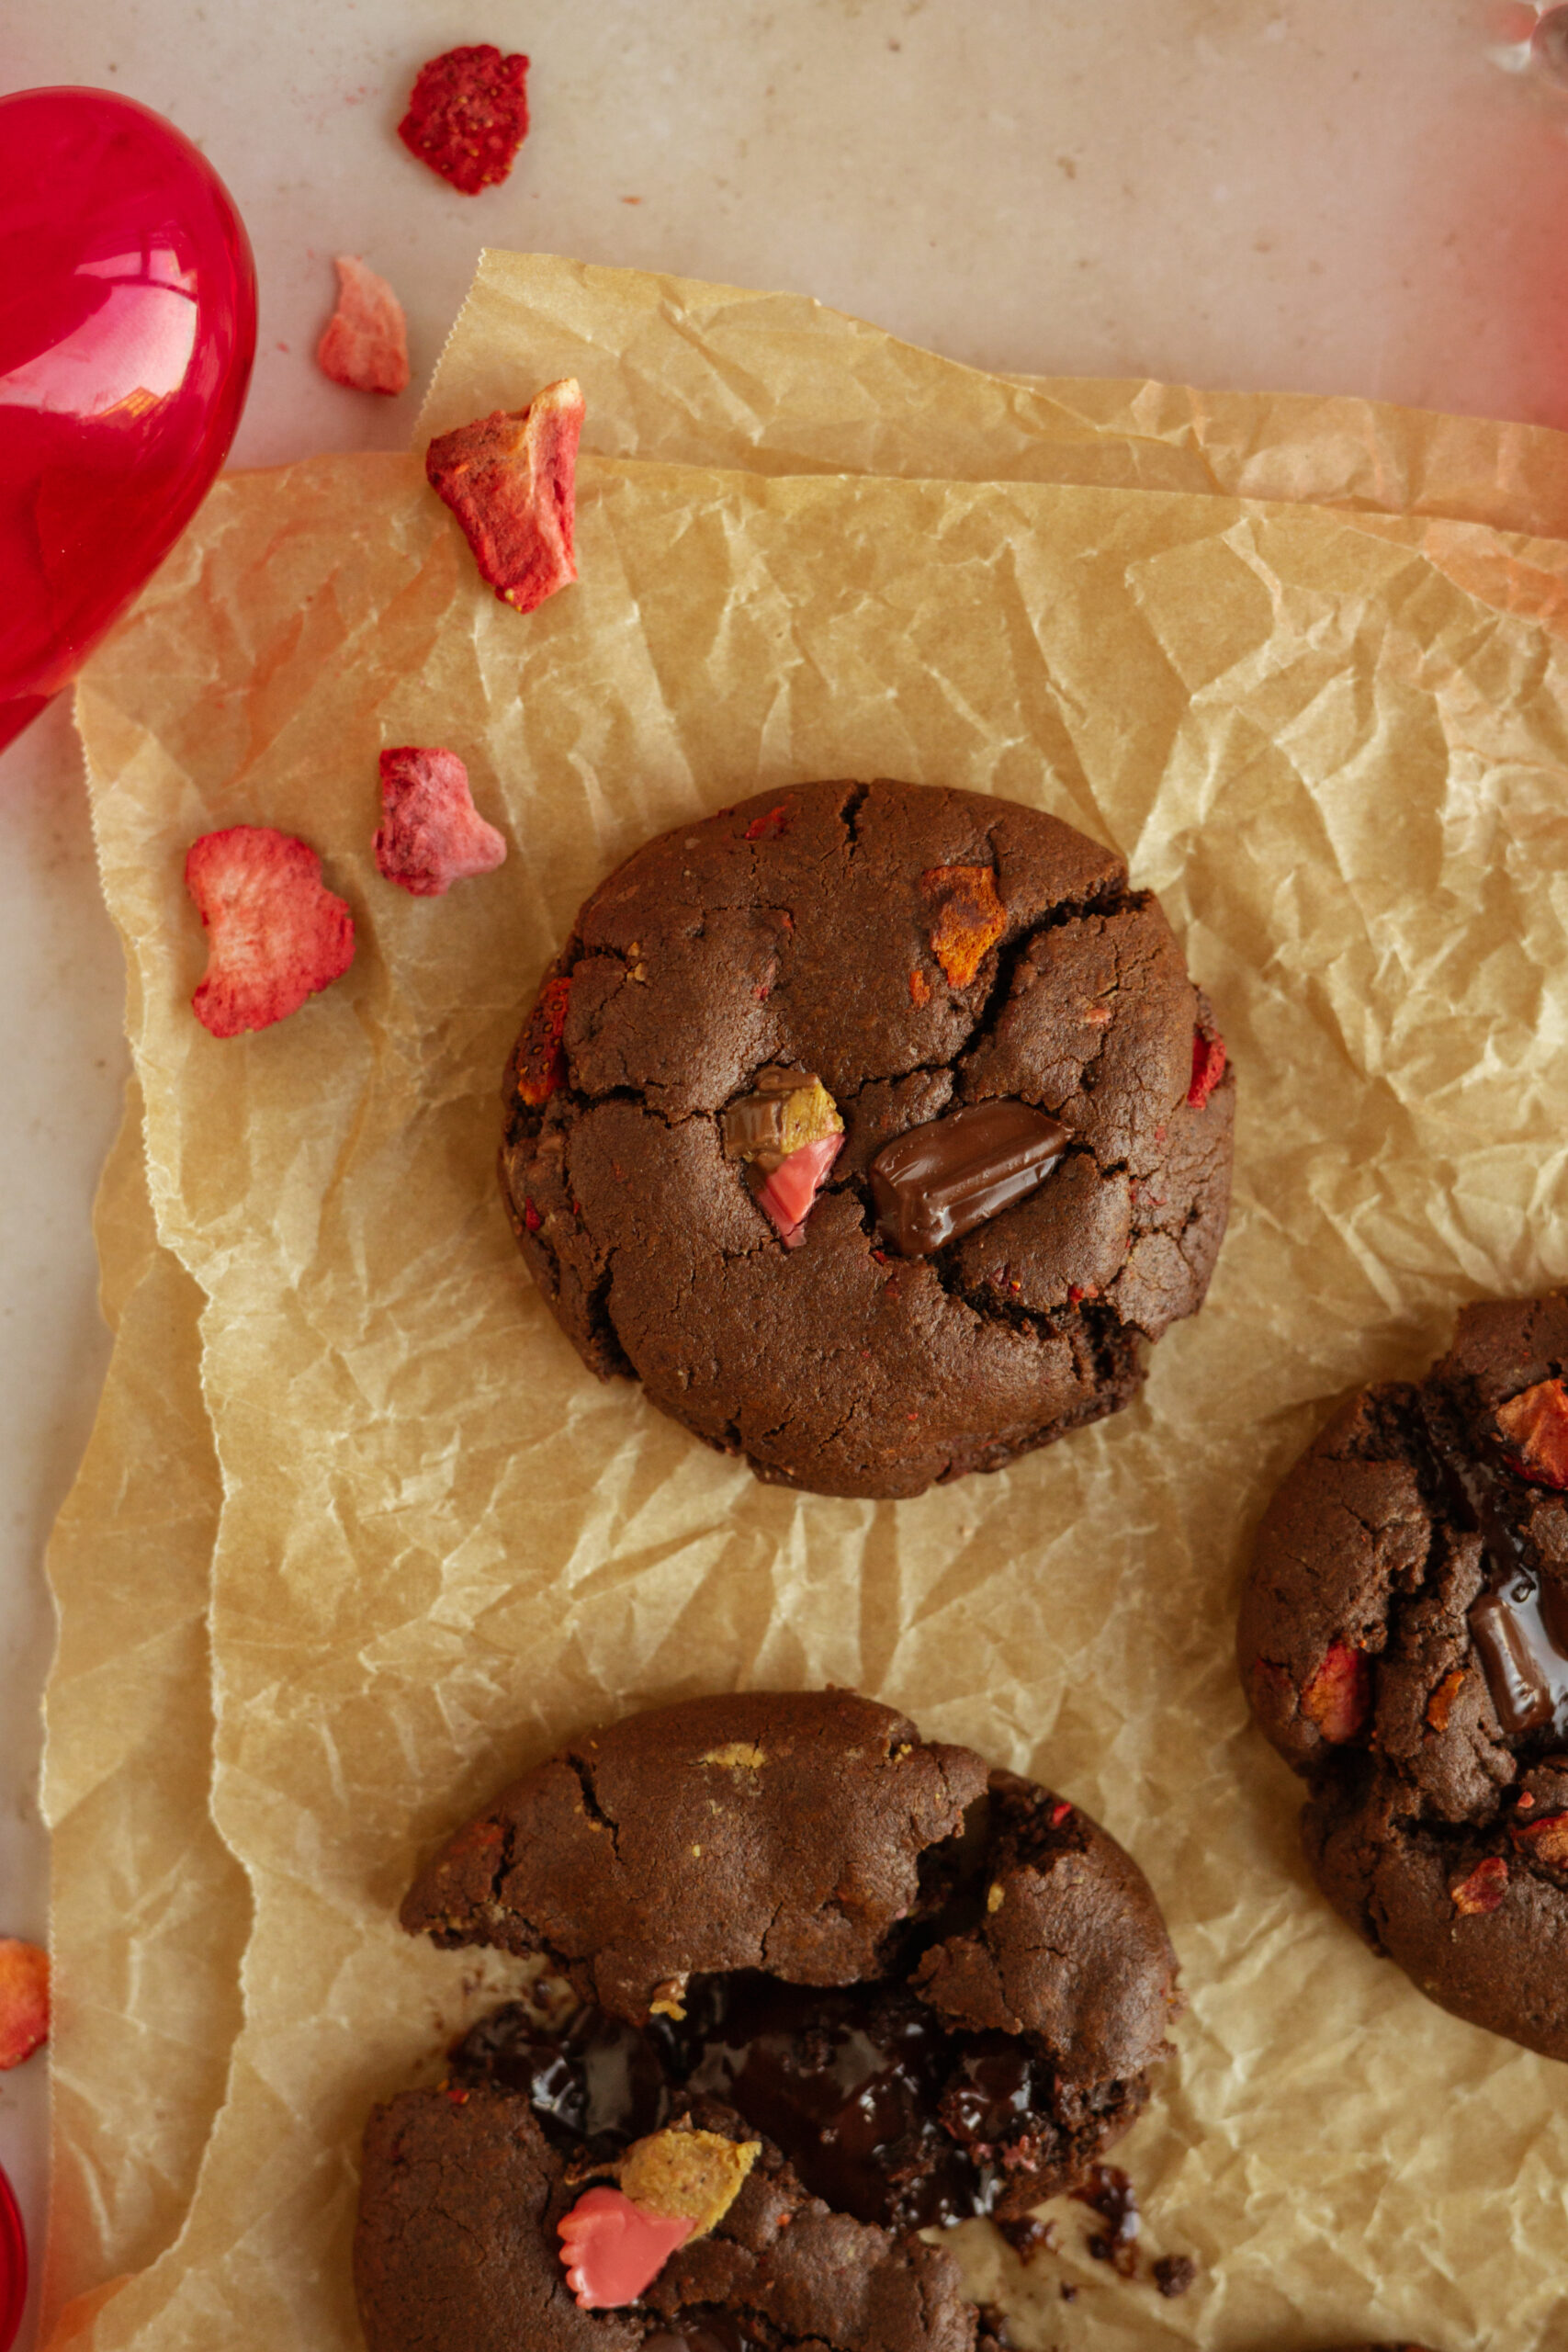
[743,805,791,841]
[427,379,584,616]
[316,255,410,397]
[186,826,355,1038]
[755,1133,843,1249]
[1425,1668,1466,1732]
[1512,1810,1568,1867]
[398,44,530,196]
[1188,1029,1227,1109]
[1299,1641,1371,1743]
[514,976,572,1108]
[921,864,1005,989]
[0,1939,48,2070]
[1450,1857,1508,1916]
[558,2186,692,2311]
[374,747,507,897]
[1495,1376,1568,1490]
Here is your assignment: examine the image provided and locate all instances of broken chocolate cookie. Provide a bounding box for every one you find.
[1239,1292,1568,2061]
[360,1690,1180,2350]
[500,779,1234,1499]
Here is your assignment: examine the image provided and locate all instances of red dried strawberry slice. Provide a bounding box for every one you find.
[426,379,585,616]
[398,45,530,196]
[186,825,355,1037]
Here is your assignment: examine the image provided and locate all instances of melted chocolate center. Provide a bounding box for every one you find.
[448,1970,1051,2233]
[1416,1396,1568,1739]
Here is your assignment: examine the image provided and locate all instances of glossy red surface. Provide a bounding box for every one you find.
[0,2157,23,2352]
[0,87,256,752]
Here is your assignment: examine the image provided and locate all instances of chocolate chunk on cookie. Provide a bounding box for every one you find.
[1239,1292,1568,2060]
[500,779,1234,1499]
[367,1691,1179,2349]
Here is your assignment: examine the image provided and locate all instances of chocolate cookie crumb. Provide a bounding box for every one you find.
[1153,2253,1198,2297]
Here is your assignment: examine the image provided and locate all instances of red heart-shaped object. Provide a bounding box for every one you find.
[0,2157,23,2352]
[0,87,256,752]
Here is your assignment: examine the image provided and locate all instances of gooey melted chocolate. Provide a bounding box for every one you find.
[448,1970,1052,2234]
[1416,1395,1568,1739]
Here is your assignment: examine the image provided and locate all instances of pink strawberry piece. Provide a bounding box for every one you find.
[1512,1810,1568,1867]
[1187,1030,1226,1109]
[1450,1856,1508,1916]
[426,379,584,616]
[186,825,355,1037]
[1495,1377,1568,1491]
[754,1133,843,1249]
[557,2187,694,2310]
[374,747,507,897]
[0,1940,48,2070]
[1299,1641,1371,1744]
[316,256,410,397]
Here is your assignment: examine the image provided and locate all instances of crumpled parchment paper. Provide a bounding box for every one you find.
[45,252,1568,2352]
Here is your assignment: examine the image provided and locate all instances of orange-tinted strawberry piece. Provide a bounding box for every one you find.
[1450,1857,1508,1915]
[1299,1641,1371,1743]
[1512,1810,1568,1867]
[1495,1377,1568,1490]
[514,976,572,1108]
[316,255,410,397]
[374,747,507,897]
[186,826,355,1038]
[426,379,584,616]
[1425,1668,1466,1732]
[0,1939,48,2070]
[921,864,1005,989]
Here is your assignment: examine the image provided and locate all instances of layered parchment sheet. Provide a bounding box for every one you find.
[45,253,1568,2350]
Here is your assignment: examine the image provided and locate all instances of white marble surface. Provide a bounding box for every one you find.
[5,0,1568,2341]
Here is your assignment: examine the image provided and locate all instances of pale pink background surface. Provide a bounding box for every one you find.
[4,3,1568,2345]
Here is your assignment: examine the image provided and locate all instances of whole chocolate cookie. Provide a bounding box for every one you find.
[361,1691,1180,2350]
[1239,1293,1568,2061]
[500,780,1234,1499]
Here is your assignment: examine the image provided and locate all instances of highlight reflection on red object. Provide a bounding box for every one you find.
[0,2157,24,2352]
[0,88,256,752]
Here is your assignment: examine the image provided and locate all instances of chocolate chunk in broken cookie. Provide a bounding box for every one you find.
[500,778,1234,1499]
[393,1690,1179,2265]
[1238,1290,1568,2060]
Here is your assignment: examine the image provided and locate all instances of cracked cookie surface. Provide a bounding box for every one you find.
[1238,1294,1568,2061]
[500,779,1234,1499]
[370,1691,1179,2347]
